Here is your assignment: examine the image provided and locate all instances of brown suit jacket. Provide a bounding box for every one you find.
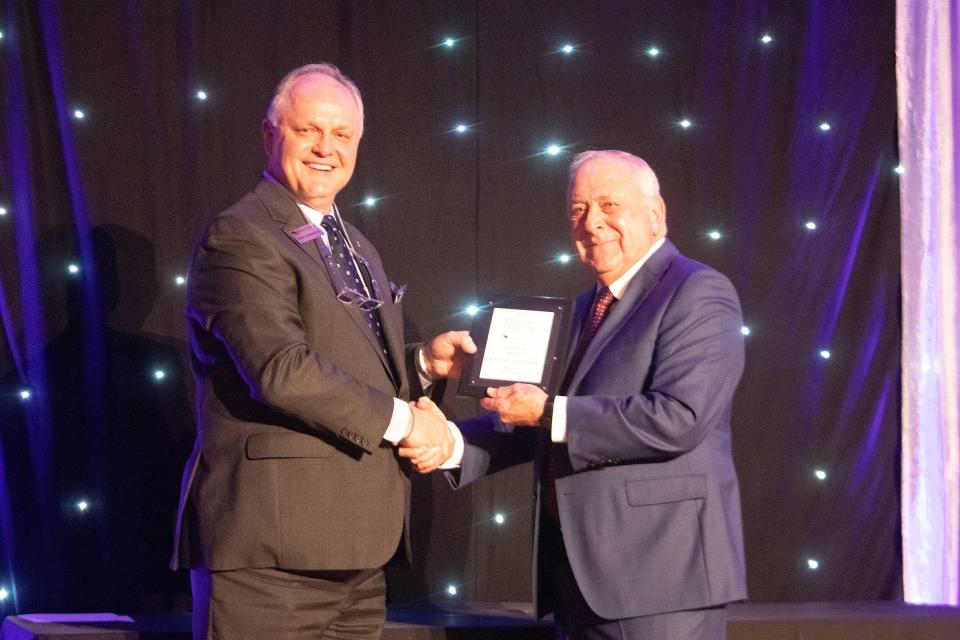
[172,178,423,571]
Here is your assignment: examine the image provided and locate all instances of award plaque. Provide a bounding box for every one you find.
[457,295,573,398]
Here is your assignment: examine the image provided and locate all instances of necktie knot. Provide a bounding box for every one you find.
[320,215,344,239]
[591,286,614,324]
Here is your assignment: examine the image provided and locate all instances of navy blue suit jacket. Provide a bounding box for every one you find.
[453,240,747,620]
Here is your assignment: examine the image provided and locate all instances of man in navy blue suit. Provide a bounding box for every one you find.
[409,150,747,639]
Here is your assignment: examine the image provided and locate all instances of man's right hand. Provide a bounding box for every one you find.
[398,401,454,472]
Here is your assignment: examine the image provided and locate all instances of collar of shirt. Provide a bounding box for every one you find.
[297,202,333,228]
[605,237,667,299]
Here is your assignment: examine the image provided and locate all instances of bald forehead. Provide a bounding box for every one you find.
[277,74,361,123]
[569,157,644,197]
[568,154,660,200]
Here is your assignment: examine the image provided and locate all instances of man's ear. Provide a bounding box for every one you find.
[649,196,667,232]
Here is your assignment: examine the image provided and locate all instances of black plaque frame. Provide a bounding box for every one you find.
[457,295,573,398]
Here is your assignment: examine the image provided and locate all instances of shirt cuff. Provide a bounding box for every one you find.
[383,399,413,445]
[439,421,465,468]
[551,395,568,443]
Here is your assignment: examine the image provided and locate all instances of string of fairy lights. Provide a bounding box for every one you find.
[0,25,904,606]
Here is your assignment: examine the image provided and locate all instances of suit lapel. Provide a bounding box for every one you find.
[566,240,679,392]
[254,179,403,392]
[254,179,329,270]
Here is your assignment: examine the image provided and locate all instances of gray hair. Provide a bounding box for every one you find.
[265,63,364,134]
[568,150,661,198]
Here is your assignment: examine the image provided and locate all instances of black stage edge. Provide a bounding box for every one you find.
[3,602,960,639]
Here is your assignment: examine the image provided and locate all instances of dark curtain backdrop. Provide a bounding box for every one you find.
[0,0,900,613]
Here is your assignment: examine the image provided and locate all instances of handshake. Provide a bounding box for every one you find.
[393,329,474,474]
[398,396,453,474]
[394,329,552,474]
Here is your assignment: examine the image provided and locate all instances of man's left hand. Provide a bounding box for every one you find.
[423,331,477,380]
[480,383,547,426]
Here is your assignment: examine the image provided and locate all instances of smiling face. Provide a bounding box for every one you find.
[262,73,362,211]
[568,156,666,286]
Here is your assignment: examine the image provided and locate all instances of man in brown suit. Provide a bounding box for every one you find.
[172,63,472,639]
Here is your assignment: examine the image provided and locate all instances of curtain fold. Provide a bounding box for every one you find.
[897,0,960,605]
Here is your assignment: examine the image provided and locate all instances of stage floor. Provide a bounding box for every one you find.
[3,601,960,639]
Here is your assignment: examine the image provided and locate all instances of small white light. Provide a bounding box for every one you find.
[76,500,89,512]
[175,275,187,286]
[454,123,468,134]
[707,230,722,240]
[493,513,505,524]
[196,90,208,101]
[364,196,377,208]
[0,206,7,217]
[0,31,5,40]
[153,369,166,381]
[446,584,458,596]
[67,263,80,275]
[805,220,817,230]
[558,254,572,264]
[819,349,831,360]
[444,38,456,48]
[894,164,904,175]
[679,119,692,129]
[545,144,562,156]
[466,304,480,316]
[647,46,660,58]
[740,326,751,336]
[814,469,827,481]
[807,558,820,570]
[561,44,574,55]
[0,588,8,601]
[761,34,773,44]
[19,389,31,401]
[73,109,85,120]
[818,122,831,131]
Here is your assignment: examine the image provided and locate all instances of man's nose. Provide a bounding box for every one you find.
[583,203,605,230]
[312,134,334,156]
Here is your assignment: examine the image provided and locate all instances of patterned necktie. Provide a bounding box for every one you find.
[541,286,616,523]
[319,216,390,359]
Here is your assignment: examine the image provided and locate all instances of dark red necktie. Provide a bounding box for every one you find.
[541,286,615,523]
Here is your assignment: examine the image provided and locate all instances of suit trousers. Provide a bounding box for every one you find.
[541,519,727,640]
[190,566,386,640]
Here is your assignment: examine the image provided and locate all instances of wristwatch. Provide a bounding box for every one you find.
[539,396,555,429]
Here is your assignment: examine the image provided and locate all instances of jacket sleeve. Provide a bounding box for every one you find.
[444,414,538,489]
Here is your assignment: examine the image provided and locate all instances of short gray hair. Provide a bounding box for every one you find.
[568,150,660,198]
[265,63,364,134]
